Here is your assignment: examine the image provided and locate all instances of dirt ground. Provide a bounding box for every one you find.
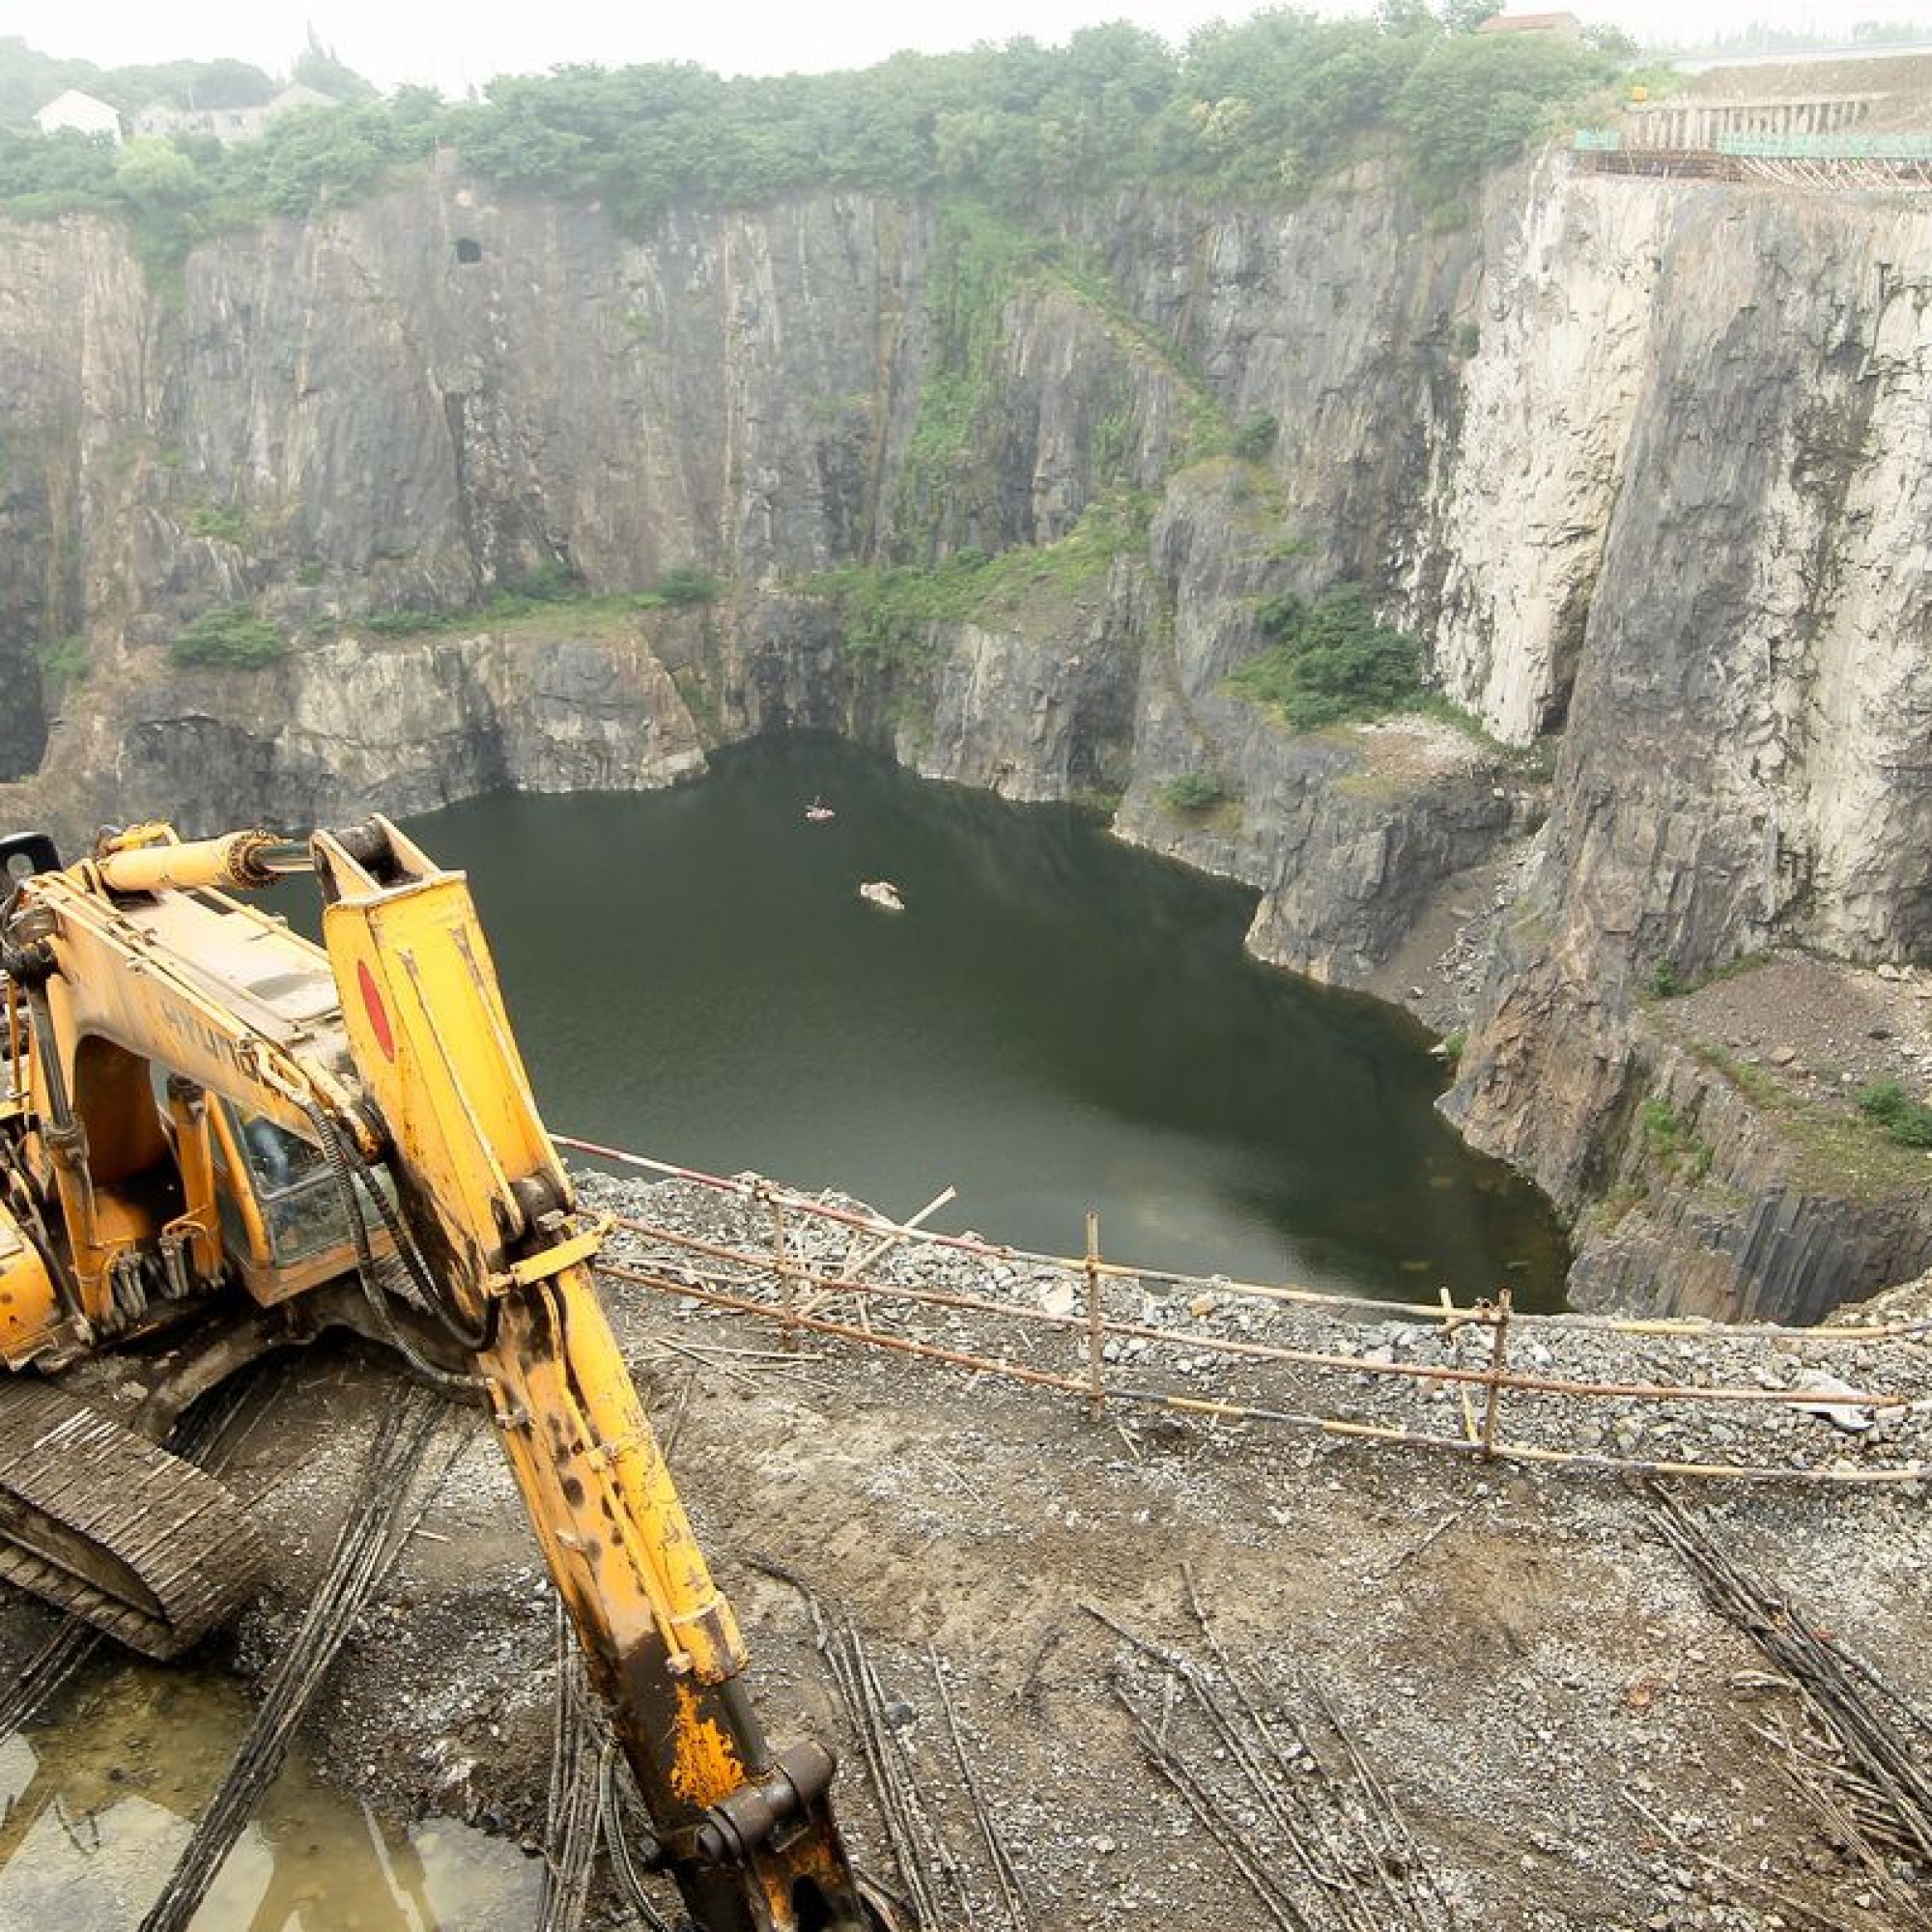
[4,1163,1922,1932]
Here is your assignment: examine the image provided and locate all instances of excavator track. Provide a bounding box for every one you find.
[0,1379,266,1660]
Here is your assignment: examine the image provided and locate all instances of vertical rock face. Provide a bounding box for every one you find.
[6,155,1932,1319]
[157,183,931,605]
[0,215,154,775]
[1088,181,1479,597]
[2,165,1211,639]
[1446,185,1932,1182]
[1423,155,1670,741]
[18,628,707,842]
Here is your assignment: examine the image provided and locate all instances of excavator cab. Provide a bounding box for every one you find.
[213,1099,400,1296]
[0,831,61,885]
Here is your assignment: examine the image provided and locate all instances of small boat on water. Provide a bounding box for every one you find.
[859,879,904,912]
[805,796,836,822]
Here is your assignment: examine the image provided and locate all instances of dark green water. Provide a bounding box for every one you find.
[407,737,1567,1307]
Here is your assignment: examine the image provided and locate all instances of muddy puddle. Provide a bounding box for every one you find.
[0,1659,541,1929]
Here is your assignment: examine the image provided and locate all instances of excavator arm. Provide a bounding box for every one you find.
[313,817,877,1929]
[0,819,887,1932]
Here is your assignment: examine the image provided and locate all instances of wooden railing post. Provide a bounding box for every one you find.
[1085,1209,1105,1419]
[1479,1288,1513,1463]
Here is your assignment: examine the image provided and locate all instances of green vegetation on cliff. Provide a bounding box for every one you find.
[33,633,88,691]
[896,204,1043,539]
[0,15,1620,251]
[361,564,721,639]
[1858,1077,1932,1150]
[817,491,1150,664]
[1159,770,1230,814]
[1228,583,1427,730]
[167,606,287,668]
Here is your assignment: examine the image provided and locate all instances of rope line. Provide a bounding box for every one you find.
[556,1133,1932,1343]
[564,1136,1932,1491]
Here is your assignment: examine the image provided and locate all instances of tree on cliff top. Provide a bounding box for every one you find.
[291,30,378,103]
[0,17,1625,239]
[1393,31,1605,199]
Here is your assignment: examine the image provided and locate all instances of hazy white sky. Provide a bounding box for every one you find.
[7,0,1920,98]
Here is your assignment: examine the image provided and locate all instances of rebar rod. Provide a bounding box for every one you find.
[1651,1488,1932,1873]
[1112,1681,1315,1932]
[137,1386,450,1932]
[929,1644,1030,1932]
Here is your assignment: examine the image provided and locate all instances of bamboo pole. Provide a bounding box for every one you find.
[1439,1287,1480,1444]
[600,1260,1932,1488]
[560,1134,1932,1344]
[602,1237,1909,1417]
[1085,1209,1104,1420]
[1479,1288,1512,1463]
[766,1186,796,1352]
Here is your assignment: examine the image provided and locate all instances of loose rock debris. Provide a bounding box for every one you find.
[3,1169,1931,1930]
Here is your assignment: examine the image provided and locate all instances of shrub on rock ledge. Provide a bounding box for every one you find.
[167,607,289,669]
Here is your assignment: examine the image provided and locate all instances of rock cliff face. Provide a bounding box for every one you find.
[1431,164,1932,1319]
[4,150,1930,1321]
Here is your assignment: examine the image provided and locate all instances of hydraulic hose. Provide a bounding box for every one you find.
[299,1098,490,1386]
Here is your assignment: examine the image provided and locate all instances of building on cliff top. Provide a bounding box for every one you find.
[129,83,336,146]
[1478,11,1584,40]
[32,90,123,143]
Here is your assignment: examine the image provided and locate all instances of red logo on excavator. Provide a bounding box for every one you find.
[357,959,397,1062]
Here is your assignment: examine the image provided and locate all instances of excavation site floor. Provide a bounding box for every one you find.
[3,1169,1930,1931]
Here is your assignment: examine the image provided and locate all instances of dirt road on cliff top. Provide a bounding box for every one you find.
[5,1171,1932,1931]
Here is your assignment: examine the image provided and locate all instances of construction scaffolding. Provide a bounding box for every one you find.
[1574,126,1932,189]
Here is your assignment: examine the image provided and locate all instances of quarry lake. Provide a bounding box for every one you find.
[0,739,1575,1932]
[409,736,1569,1310]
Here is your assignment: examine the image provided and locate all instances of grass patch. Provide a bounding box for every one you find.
[181,501,254,547]
[1639,948,1776,1005]
[668,665,723,743]
[1159,771,1228,814]
[1639,1096,1713,1183]
[641,566,722,608]
[361,566,715,640]
[1684,1041,1932,1201]
[168,606,287,669]
[1580,1182,1648,1237]
[1858,1078,1932,1150]
[1227,584,1425,731]
[34,633,90,690]
[1068,787,1122,821]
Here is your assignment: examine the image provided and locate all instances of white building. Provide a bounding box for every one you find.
[32,90,124,143]
[130,82,338,147]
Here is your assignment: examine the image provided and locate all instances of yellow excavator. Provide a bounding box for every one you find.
[0,817,887,1932]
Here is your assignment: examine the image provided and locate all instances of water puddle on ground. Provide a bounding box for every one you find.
[0,1658,541,1930]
